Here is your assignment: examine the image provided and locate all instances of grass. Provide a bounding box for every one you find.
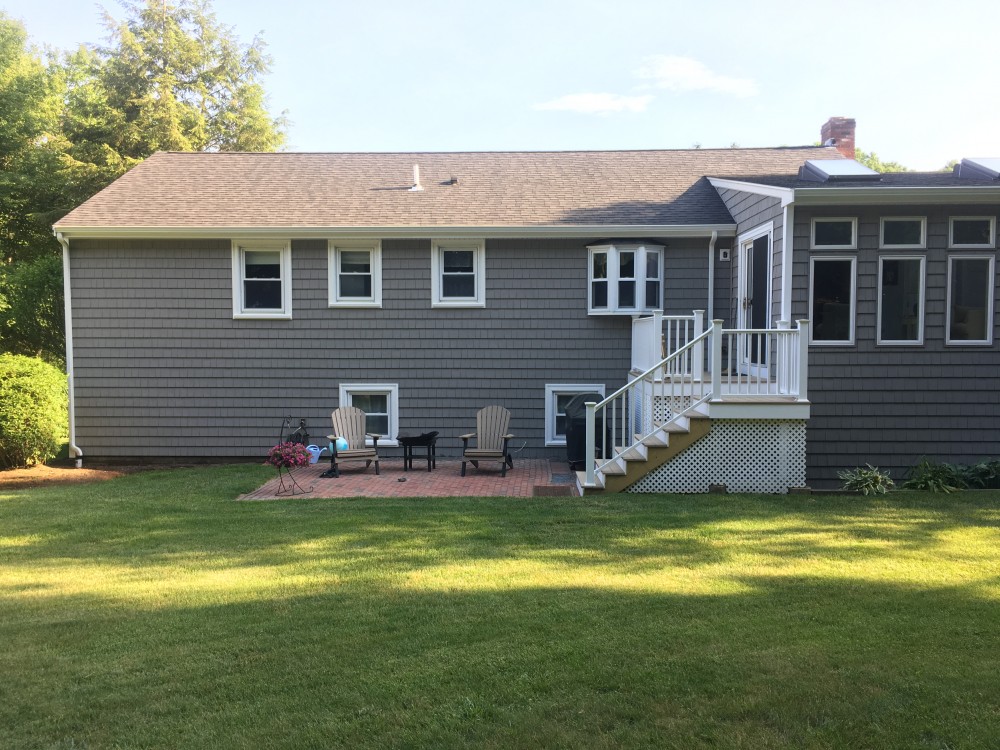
[1,465,999,749]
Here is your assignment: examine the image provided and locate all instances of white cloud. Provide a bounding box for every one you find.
[635,55,758,98]
[533,92,654,115]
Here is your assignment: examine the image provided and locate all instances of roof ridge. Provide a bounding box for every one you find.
[151,145,836,157]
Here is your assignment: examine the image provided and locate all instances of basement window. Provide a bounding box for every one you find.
[587,243,663,314]
[339,383,399,446]
[544,384,606,446]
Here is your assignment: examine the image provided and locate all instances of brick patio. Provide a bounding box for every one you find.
[238,458,579,500]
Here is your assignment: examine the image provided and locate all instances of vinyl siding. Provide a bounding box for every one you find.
[69,237,717,459]
[792,205,1000,486]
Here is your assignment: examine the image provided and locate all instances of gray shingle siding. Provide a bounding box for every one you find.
[715,188,785,324]
[792,205,1000,486]
[70,237,719,459]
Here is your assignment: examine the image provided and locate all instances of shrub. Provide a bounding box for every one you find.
[838,464,895,495]
[0,354,68,469]
[902,458,966,494]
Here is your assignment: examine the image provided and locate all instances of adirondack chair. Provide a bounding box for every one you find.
[460,405,514,477]
[321,406,381,478]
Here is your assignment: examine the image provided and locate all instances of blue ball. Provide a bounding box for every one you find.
[335,437,349,452]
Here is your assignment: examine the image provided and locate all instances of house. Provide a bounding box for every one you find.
[53,118,1000,491]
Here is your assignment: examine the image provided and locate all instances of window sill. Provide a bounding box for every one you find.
[329,301,382,309]
[545,438,568,447]
[432,300,486,309]
[233,311,292,320]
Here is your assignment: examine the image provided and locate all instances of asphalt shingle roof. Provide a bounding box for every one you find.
[56,146,844,230]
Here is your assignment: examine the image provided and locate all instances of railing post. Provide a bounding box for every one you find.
[652,308,663,362]
[796,319,809,401]
[584,401,597,486]
[711,319,723,400]
[692,310,705,381]
[776,320,790,394]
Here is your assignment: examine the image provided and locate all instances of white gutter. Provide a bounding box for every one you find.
[780,203,795,322]
[56,233,82,465]
[707,230,717,319]
[51,223,738,241]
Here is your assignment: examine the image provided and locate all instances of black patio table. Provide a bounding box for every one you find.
[396,431,439,472]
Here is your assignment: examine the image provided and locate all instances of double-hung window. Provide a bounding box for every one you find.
[587,243,663,314]
[877,256,925,345]
[431,240,485,307]
[339,383,399,446]
[947,255,994,345]
[329,241,382,307]
[232,240,292,319]
[809,256,856,345]
[544,384,606,446]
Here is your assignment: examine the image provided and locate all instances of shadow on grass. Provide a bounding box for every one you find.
[3,576,998,749]
[2,467,999,576]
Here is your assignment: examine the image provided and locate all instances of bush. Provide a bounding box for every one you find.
[838,464,895,495]
[902,458,966,494]
[0,354,68,469]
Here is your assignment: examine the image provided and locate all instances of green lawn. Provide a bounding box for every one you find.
[1,466,998,749]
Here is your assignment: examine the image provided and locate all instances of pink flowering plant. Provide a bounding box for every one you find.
[266,441,312,469]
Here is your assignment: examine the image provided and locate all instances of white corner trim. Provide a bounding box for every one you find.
[781,204,795,323]
[56,233,82,460]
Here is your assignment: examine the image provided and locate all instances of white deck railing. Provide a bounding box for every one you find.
[586,317,810,488]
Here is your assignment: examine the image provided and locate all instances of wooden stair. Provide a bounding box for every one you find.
[576,410,712,495]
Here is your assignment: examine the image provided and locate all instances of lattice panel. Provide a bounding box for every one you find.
[626,419,806,494]
[631,391,696,433]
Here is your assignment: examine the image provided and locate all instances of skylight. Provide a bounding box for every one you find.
[800,159,881,183]
[956,157,1000,180]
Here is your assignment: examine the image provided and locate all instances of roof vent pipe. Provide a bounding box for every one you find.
[409,164,423,192]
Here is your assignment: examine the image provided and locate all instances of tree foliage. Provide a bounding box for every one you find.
[0,1,287,364]
[854,148,908,173]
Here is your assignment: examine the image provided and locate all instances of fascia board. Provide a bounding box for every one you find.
[53,223,738,240]
[708,178,796,207]
[793,186,1000,206]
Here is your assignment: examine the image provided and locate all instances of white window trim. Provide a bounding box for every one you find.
[809,255,856,346]
[949,216,996,249]
[811,217,857,250]
[231,240,292,320]
[431,239,486,308]
[338,383,399,446]
[545,384,606,447]
[945,254,995,346]
[328,240,382,308]
[880,217,926,249]
[587,243,665,315]
[876,254,925,346]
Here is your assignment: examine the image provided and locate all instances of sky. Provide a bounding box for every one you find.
[5,0,1000,170]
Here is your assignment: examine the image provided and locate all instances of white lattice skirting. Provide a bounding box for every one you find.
[626,419,807,494]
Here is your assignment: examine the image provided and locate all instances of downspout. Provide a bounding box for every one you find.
[780,202,795,323]
[707,230,718,321]
[56,232,82,465]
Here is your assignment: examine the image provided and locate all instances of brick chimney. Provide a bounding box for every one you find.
[821,117,856,159]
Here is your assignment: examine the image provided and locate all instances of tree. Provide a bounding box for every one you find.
[854,148,908,173]
[0,1,287,364]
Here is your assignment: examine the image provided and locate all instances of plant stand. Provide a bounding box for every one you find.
[274,465,310,496]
